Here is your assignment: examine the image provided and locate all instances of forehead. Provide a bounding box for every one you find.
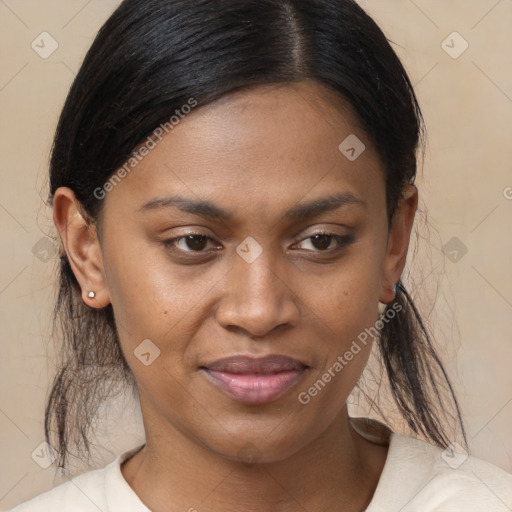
[104,80,385,223]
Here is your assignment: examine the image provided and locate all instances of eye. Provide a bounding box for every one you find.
[162,231,354,257]
[293,232,354,252]
[162,234,221,253]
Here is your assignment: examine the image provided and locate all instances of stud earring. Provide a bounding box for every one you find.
[377,301,387,315]
[87,291,96,299]
[378,283,399,315]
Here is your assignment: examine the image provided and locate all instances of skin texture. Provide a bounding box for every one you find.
[53,80,418,512]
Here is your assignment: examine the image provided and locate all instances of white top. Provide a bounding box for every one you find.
[9,431,512,511]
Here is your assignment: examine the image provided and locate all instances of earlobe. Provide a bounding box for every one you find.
[379,184,418,304]
[52,187,111,308]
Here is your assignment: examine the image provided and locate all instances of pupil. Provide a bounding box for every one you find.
[312,234,331,250]
[187,235,207,251]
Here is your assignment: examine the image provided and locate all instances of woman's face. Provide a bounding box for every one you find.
[60,80,417,462]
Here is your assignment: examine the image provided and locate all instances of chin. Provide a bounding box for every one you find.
[202,425,317,466]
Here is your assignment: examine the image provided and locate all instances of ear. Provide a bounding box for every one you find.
[52,187,111,308]
[379,184,418,304]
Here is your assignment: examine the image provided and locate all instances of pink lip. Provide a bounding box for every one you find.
[201,355,308,404]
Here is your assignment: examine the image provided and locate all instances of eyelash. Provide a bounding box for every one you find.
[161,231,354,257]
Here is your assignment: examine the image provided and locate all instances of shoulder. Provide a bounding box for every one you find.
[368,431,512,511]
[8,445,148,512]
[8,466,108,512]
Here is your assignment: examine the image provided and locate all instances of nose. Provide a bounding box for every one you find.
[215,248,301,338]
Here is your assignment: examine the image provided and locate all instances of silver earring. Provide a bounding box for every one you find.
[87,291,96,298]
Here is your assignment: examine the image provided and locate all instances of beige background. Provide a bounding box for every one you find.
[1,0,511,508]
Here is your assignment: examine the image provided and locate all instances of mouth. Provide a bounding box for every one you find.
[200,355,309,404]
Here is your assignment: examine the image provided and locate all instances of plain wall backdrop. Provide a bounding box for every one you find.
[1,0,511,509]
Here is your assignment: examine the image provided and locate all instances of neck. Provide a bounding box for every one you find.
[122,408,389,512]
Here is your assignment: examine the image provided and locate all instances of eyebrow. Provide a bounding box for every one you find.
[137,192,366,220]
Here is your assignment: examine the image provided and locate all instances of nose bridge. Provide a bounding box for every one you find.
[240,254,279,299]
[216,245,300,336]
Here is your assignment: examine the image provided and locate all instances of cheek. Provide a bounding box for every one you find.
[297,248,383,398]
[297,282,377,417]
[295,336,373,440]
[307,254,382,336]
[102,237,201,357]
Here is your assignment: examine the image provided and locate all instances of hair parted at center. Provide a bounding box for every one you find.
[45,0,467,470]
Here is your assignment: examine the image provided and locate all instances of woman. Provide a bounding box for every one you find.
[10,0,512,510]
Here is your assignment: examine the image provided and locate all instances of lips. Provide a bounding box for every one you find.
[201,355,308,404]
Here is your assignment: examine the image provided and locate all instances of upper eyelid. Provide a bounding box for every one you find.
[166,229,348,242]
[165,231,351,252]
[164,222,352,240]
